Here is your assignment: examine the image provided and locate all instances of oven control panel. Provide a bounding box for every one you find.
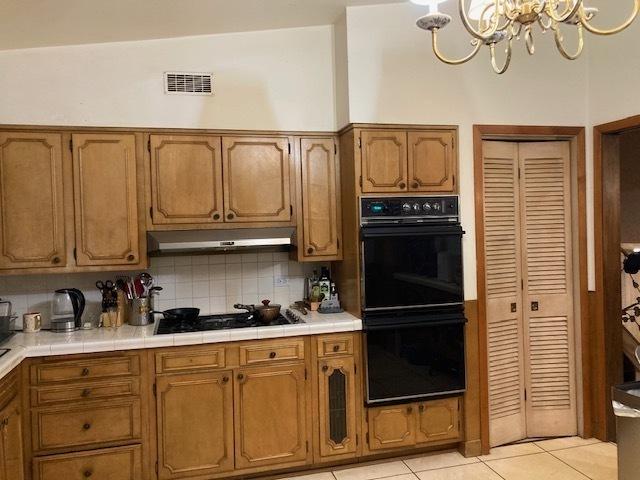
[361,196,459,220]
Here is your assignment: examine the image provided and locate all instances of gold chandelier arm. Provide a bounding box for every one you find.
[546,0,582,23]
[431,30,482,65]
[490,37,513,74]
[554,23,584,60]
[459,0,501,40]
[580,0,640,35]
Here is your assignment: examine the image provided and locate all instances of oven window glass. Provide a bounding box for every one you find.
[362,231,463,310]
[366,322,465,403]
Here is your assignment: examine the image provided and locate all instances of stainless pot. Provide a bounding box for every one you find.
[234,300,282,324]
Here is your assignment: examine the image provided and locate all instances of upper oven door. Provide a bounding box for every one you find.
[361,223,464,311]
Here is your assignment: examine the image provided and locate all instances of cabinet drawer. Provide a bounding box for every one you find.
[239,338,305,366]
[155,346,226,374]
[33,445,142,480]
[32,398,141,453]
[317,335,354,358]
[31,355,140,385]
[31,379,140,406]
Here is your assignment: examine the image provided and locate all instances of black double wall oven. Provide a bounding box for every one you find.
[361,196,466,405]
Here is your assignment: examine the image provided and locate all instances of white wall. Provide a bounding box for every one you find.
[345,3,590,299]
[0,26,337,131]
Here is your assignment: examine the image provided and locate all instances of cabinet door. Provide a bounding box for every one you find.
[318,357,357,459]
[234,364,308,470]
[416,397,460,444]
[300,138,340,259]
[0,132,66,269]
[408,131,456,192]
[156,371,234,480]
[72,133,141,266]
[150,135,224,225]
[360,130,407,193]
[223,137,291,223]
[367,404,415,451]
[0,396,24,480]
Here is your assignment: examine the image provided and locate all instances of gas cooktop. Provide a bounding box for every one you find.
[155,311,303,335]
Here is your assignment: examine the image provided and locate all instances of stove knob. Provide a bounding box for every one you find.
[433,203,442,211]
[423,203,432,212]
[402,203,412,213]
[412,203,421,213]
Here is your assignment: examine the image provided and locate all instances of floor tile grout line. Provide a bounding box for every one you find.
[403,459,481,475]
[534,441,603,453]
[482,460,509,480]
[478,450,546,464]
[547,450,600,480]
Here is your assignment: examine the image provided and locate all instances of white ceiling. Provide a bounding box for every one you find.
[0,0,406,51]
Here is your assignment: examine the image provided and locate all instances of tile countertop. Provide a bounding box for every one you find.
[0,309,362,380]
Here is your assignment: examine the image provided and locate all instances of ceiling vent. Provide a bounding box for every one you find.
[164,72,213,95]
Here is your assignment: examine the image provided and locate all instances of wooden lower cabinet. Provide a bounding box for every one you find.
[367,404,416,451]
[416,398,460,443]
[0,396,24,480]
[234,363,309,470]
[156,371,234,480]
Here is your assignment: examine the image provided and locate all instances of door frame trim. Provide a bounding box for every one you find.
[592,114,640,441]
[473,125,588,454]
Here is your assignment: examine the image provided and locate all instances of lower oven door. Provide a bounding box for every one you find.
[364,312,466,405]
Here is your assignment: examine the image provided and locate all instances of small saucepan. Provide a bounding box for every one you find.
[234,300,281,324]
[151,308,200,323]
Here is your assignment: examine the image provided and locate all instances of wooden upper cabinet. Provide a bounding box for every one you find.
[360,130,407,193]
[156,371,234,480]
[300,138,340,259]
[408,131,456,192]
[72,134,141,266]
[223,137,292,223]
[150,135,224,225]
[0,132,66,270]
[234,364,308,470]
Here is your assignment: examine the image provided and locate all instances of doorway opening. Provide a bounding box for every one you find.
[474,126,589,453]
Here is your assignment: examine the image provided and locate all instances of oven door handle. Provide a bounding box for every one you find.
[364,317,467,331]
[361,225,464,238]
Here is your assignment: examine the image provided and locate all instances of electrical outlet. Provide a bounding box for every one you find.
[274,277,289,287]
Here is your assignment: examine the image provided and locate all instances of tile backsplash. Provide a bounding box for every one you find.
[0,252,327,329]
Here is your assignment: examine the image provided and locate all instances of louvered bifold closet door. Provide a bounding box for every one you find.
[482,141,527,447]
[519,142,577,438]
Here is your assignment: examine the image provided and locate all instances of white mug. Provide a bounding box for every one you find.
[23,312,42,333]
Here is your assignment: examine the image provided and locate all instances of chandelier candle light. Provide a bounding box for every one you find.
[411,0,640,73]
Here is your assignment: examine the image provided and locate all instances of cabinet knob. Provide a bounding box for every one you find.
[83,470,93,478]
[126,254,135,262]
[269,351,277,359]
[83,423,92,430]
[222,376,229,384]
[419,404,425,412]
[213,213,221,220]
[333,345,340,352]
[407,406,413,414]
[81,368,90,377]
[81,389,91,398]
[307,247,314,255]
[52,256,61,265]
[237,373,244,381]
[412,182,419,189]
[322,365,329,372]
[398,182,406,189]
[227,213,235,220]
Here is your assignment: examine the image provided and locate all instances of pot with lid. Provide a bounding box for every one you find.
[234,300,282,324]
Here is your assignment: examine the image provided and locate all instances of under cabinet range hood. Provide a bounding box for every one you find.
[147,228,294,255]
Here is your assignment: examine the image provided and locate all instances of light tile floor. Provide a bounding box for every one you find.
[276,437,617,480]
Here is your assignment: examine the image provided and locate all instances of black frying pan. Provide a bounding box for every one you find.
[151,308,200,323]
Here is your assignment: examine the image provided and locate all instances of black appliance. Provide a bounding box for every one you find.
[0,299,16,345]
[155,311,302,335]
[360,196,466,404]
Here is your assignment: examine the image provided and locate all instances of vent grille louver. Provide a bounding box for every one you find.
[164,72,213,95]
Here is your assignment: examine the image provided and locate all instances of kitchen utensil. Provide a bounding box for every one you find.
[51,289,85,333]
[133,277,144,298]
[23,312,42,333]
[96,280,117,311]
[290,301,308,315]
[131,297,154,326]
[149,286,163,295]
[234,300,281,324]
[0,300,16,344]
[115,277,132,300]
[151,308,200,323]
[138,273,153,297]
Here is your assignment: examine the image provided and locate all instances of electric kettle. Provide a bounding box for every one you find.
[51,289,85,333]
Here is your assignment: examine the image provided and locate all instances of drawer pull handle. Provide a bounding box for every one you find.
[84,469,93,478]
[81,368,90,377]
[81,389,91,398]
[322,365,329,372]
[332,345,340,352]
[269,351,277,359]
[83,423,91,430]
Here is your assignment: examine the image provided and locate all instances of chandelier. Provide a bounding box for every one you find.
[412,0,640,73]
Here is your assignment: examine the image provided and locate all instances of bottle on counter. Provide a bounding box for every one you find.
[319,267,331,300]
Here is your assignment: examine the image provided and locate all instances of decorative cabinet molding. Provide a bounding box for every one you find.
[367,405,416,451]
[408,131,455,192]
[72,133,141,266]
[0,396,24,480]
[360,130,407,193]
[416,397,460,443]
[150,135,224,225]
[222,136,292,223]
[0,132,66,270]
